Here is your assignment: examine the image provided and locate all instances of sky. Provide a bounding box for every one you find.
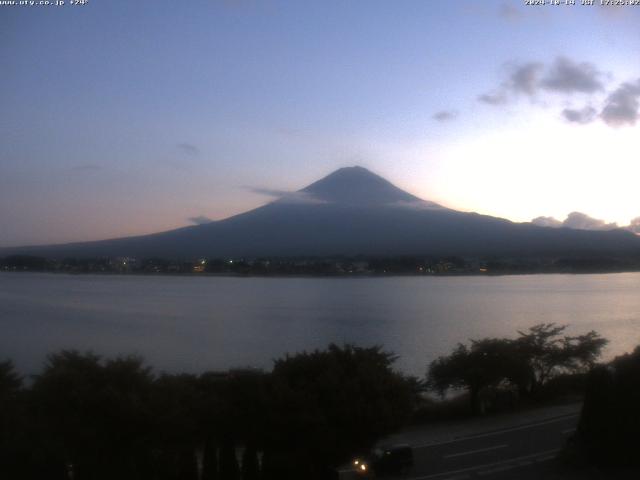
[2,0,640,247]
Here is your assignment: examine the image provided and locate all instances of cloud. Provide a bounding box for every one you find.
[626,217,640,234]
[601,80,640,127]
[531,216,563,228]
[477,61,543,106]
[480,57,602,105]
[562,212,618,231]
[499,3,521,21]
[188,215,213,225]
[246,187,325,205]
[433,110,458,122]
[541,57,604,94]
[389,199,445,211]
[177,143,200,156]
[562,106,597,124]
[478,92,508,106]
[71,163,102,172]
[531,212,619,231]
[479,57,640,129]
[508,62,544,96]
[247,187,293,198]
[478,61,543,104]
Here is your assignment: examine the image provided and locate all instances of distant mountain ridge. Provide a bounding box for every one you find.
[3,166,640,260]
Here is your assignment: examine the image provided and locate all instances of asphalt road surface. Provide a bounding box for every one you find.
[406,413,577,479]
[341,412,579,480]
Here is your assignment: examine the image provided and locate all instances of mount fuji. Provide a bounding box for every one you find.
[3,166,640,260]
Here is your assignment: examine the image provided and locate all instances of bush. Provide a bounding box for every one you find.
[574,347,640,467]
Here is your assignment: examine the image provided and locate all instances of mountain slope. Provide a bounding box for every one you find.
[3,167,640,259]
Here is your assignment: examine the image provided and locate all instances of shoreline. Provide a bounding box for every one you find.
[2,269,640,278]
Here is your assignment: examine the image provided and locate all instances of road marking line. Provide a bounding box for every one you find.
[536,454,556,462]
[406,448,560,480]
[444,444,508,459]
[477,464,515,475]
[561,428,576,434]
[414,414,579,449]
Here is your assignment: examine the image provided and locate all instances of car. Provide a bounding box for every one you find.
[352,444,414,477]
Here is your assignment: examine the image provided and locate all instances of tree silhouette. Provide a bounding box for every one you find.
[0,360,26,478]
[428,339,516,414]
[515,324,607,395]
[427,324,608,413]
[264,344,418,479]
[576,346,640,467]
[150,373,204,480]
[30,351,154,480]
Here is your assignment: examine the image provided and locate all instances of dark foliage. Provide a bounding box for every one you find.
[263,344,419,479]
[574,347,640,467]
[28,351,155,480]
[0,344,418,480]
[0,360,26,477]
[427,324,607,414]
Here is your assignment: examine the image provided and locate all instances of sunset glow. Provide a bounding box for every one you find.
[2,0,639,246]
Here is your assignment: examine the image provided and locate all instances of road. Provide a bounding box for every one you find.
[406,413,577,479]
[340,411,579,480]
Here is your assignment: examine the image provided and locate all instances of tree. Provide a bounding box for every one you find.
[574,346,640,466]
[0,360,25,478]
[30,351,155,480]
[427,338,517,414]
[515,324,607,395]
[0,360,22,397]
[150,373,203,480]
[240,445,260,480]
[218,441,239,480]
[264,344,418,479]
[219,370,268,480]
[427,324,608,413]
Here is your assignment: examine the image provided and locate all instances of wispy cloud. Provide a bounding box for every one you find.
[389,199,444,211]
[433,110,459,122]
[177,143,200,156]
[188,215,213,225]
[245,187,326,205]
[498,3,521,21]
[478,92,508,106]
[531,216,563,228]
[562,106,597,124]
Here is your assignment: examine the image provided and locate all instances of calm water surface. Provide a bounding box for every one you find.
[1,272,639,376]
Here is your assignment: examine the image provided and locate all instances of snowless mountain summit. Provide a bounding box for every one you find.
[299,166,441,208]
[2,166,640,260]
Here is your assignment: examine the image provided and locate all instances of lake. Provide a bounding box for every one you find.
[1,272,639,377]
